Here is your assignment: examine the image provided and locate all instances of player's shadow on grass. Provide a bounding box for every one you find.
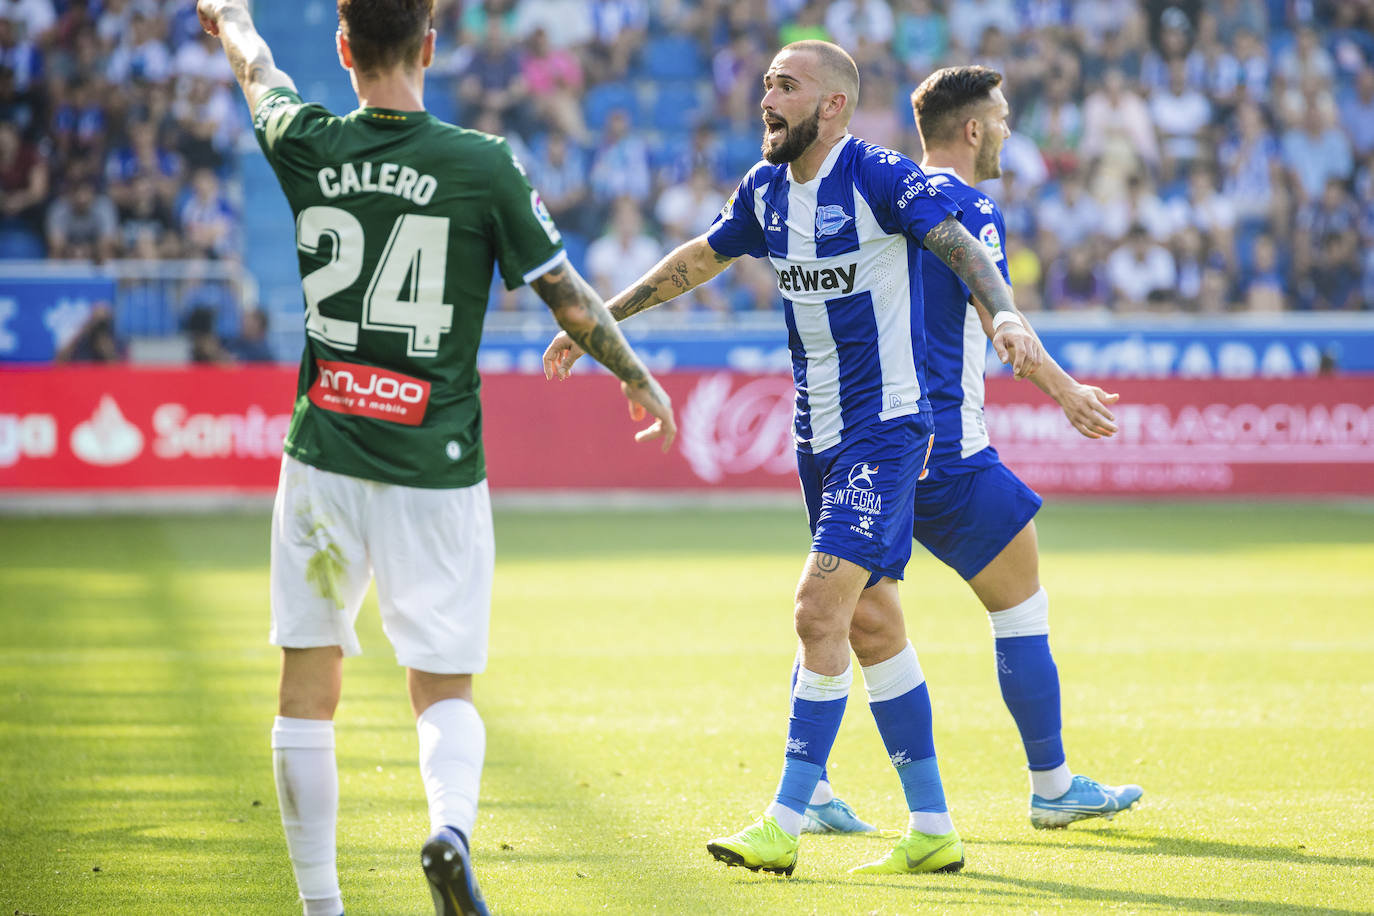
[947,869,1369,916]
[971,830,1374,870]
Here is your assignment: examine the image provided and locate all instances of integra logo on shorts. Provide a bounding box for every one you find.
[776,262,857,295]
[823,462,883,515]
[308,360,431,427]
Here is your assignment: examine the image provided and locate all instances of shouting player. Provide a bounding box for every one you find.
[543,41,1043,877]
[806,66,1143,837]
[198,1,675,914]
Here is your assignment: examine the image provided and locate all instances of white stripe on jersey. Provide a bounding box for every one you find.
[959,303,991,457]
[854,190,923,424]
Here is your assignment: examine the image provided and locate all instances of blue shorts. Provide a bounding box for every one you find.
[912,462,1043,581]
[798,416,934,586]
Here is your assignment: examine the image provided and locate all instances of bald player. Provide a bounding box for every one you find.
[543,40,1043,877]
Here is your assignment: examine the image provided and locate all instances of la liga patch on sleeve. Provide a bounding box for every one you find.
[979,222,1003,262]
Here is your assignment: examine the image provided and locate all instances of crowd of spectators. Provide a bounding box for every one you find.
[4,0,1372,319]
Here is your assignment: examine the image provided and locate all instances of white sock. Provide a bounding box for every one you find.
[1030,762,1074,800]
[909,811,955,836]
[417,698,485,838]
[271,717,342,916]
[764,801,804,837]
[808,780,834,806]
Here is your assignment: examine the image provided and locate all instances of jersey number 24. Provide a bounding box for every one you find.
[295,205,454,357]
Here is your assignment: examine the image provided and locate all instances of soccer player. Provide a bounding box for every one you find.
[196,2,675,914]
[806,66,1144,837]
[543,41,1043,877]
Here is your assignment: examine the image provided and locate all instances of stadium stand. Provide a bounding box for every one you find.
[1,0,1370,359]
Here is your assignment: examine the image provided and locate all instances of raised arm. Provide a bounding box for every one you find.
[971,297,1119,439]
[923,214,1042,379]
[530,259,676,450]
[543,234,735,379]
[197,0,296,112]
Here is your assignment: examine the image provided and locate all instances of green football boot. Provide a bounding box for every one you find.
[706,815,800,876]
[849,827,964,875]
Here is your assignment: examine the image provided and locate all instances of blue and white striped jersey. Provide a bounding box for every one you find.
[918,167,1012,476]
[706,135,961,454]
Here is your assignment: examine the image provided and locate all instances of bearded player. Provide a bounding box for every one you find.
[198,1,675,914]
[545,41,1045,876]
[805,66,1144,838]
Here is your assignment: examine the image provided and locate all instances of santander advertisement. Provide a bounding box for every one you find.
[2,367,1372,496]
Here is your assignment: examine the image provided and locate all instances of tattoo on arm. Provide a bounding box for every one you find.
[606,238,737,321]
[923,214,1015,317]
[533,264,649,387]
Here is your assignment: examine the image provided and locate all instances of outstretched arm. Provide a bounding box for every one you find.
[543,234,735,379]
[198,0,296,112]
[923,214,1043,379]
[971,297,1119,439]
[531,259,676,450]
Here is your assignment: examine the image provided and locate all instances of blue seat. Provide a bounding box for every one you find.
[583,81,640,132]
[0,227,44,260]
[639,35,705,82]
[649,81,704,132]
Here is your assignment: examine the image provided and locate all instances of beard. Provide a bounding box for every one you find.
[974,134,1003,182]
[762,104,822,165]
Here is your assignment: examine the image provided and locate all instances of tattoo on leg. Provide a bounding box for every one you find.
[816,553,841,572]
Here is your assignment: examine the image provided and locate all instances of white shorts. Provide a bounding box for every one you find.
[269,455,494,674]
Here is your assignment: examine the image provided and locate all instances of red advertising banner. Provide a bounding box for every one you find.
[2,368,1372,496]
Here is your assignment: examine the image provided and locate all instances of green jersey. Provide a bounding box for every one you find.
[253,88,564,488]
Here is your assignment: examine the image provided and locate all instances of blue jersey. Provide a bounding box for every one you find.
[706,135,960,454]
[918,168,1011,477]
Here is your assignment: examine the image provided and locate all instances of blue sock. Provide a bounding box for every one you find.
[994,635,1065,771]
[870,682,947,813]
[790,656,830,787]
[773,694,846,815]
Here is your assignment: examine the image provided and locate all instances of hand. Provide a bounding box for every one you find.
[1058,383,1120,439]
[992,321,1043,380]
[196,0,240,35]
[620,377,676,452]
[541,330,586,380]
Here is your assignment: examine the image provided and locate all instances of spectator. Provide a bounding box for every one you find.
[778,0,830,47]
[588,108,652,207]
[655,165,725,244]
[185,304,233,365]
[1150,58,1213,180]
[1034,170,1097,248]
[527,129,593,237]
[45,177,117,261]
[0,16,42,94]
[1006,230,1043,311]
[0,0,55,47]
[104,119,181,208]
[586,0,648,83]
[947,0,1014,53]
[1281,104,1353,204]
[118,174,178,258]
[178,167,236,260]
[1019,69,1082,178]
[0,118,47,240]
[1242,233,1285,312]
[1081,69,1159,198]
[586,196,662,305]
[1340,67,1374,159]
[228,307,274,363]
[1107,223,1178,310]
[456,18,527,131]
[520,26,588,144]
[892,0,947,79]
[1295,178,1363,310]
[823,0,894,51]
[1276,23,1335,85]
[1102,171,1181,241]
[55,302,124,362]
[1044,244,1112,311]
[1213,0,1266,44]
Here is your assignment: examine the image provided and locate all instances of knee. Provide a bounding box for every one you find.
[792,592,847,647]
[849,599,905,666]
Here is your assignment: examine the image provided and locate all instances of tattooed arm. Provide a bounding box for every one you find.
[531,259,676,450]
[543,235,736,379]
[923,214,1043,379]
[197,0,295,111]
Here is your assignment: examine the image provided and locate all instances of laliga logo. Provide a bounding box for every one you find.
[848,462,879,490]
[680,374,795,483]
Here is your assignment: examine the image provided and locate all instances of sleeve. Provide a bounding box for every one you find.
[487,138,567,290]
[252,87,335,171]
[959,199,1011,287]
[704,171,768,260]
[853,147,961,246]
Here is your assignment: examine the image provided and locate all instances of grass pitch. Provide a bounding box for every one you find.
[1,501,1371,915]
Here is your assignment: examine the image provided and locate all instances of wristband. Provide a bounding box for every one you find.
[992,311,1024,332]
